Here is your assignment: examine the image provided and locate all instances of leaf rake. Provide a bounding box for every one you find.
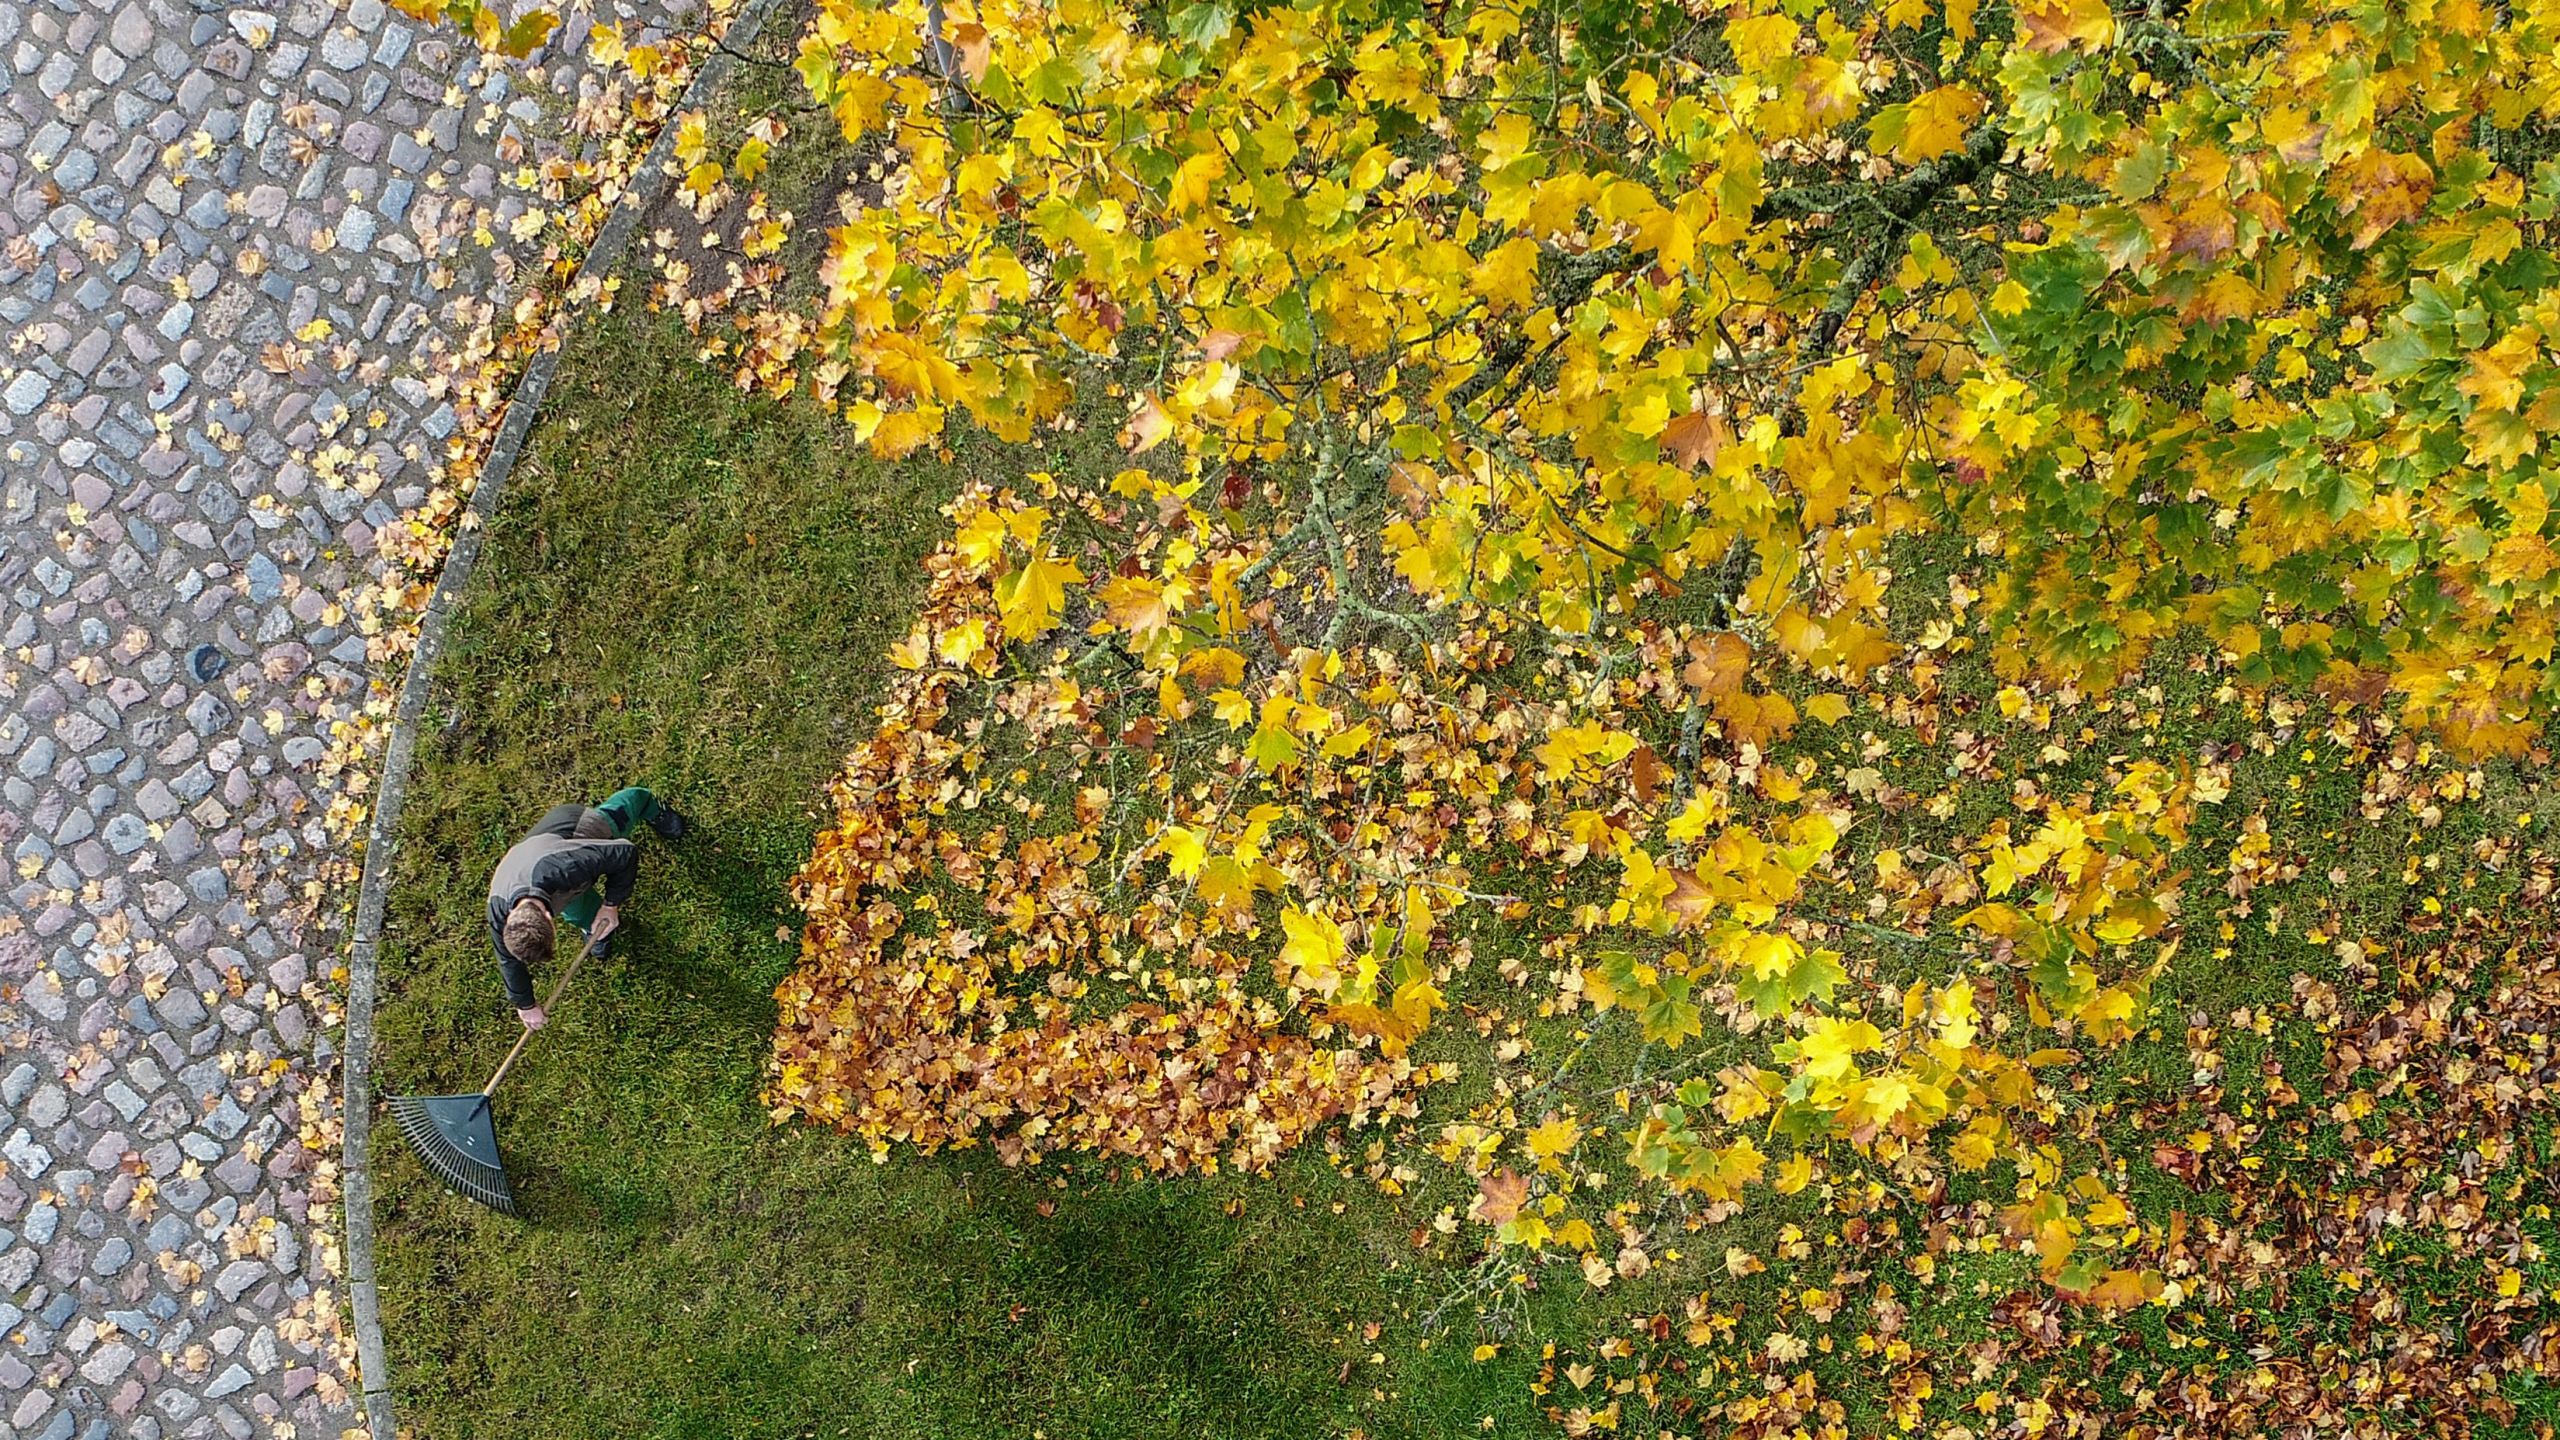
[389,931,601,1216]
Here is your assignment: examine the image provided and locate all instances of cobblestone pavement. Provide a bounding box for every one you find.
[1,1,695,1435]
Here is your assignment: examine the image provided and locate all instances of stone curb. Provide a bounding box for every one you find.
[336,2,783,1433]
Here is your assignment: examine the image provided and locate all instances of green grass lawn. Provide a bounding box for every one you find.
[368,309,1560,1439]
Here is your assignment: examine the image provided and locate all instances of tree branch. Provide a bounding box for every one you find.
[1781,124,2007,435]
[1447,244,1647,413]
[1752,183,1858,225]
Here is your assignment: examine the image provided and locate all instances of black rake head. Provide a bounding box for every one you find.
[389,1092,519,1215]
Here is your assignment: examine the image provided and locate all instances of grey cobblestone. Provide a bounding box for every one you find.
[2,0,701,1431]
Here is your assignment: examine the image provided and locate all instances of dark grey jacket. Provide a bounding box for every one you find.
[486,804,636,1007]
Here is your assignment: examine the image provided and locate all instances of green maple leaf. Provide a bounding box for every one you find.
[1244,719,1300,774]
[1640,972,1704,1048]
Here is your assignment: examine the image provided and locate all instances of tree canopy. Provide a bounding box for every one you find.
[641,0,2560,753]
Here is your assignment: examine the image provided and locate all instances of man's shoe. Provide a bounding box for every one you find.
[649,804,689,840]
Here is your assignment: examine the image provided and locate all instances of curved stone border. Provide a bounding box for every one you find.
[336,1,782,1433]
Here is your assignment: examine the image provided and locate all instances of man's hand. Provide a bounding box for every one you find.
[589,903,621,947]
[517,1005,547,1031]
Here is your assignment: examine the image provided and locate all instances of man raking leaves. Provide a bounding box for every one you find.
[392,787,686,1214]
[489,787,687,1030]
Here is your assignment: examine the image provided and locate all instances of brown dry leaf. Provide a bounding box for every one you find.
[1683,632,1751,699]
[1661,409,1729,472]
[1631,745,1663,803]
[1471,1168,1531,1226]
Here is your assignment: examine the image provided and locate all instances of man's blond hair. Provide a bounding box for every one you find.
[503,898,555,970]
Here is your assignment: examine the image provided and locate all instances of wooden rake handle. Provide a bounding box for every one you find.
[484,928,605,1097]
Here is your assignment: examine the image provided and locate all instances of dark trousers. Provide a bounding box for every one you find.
[558,786,663,933]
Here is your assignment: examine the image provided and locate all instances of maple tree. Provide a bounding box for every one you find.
[665,0,2560,1310]
[704,0,2550,1288]
[653,0,2560,751]
[399,0,2560,1428]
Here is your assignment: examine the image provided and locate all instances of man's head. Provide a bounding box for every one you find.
[503,897,555,968]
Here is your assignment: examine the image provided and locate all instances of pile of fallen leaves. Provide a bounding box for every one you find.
[771,518,1427,1171]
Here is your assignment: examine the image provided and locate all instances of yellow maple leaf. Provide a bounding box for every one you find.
[2457,327,2539,412]
[1951,1120,2002,1171]
[1872,86,1984,164]
[1724,13,1801,73]
[1795,1016,1882,1083]
[863,404,944,458]
[1772,1153,1815,1194]
[2080,987,2138,1027]
[1935,981,1980,1048]
[952,508,1010,569]
[1197,855,1259,915]
[871,333,963,402]
[1847,1071,1914,1126]
[1470,236,1543,311]
[1804,693,1853,725]
[1278,905,1346,989]
[1169,151,1224,212]
[935,618,989,667]
[994,549,1084,640]
[1159,824,1207,879]
[1525,1117,1582,1164]
[1321,722,1374,759]
[1535,720,1639,781]
[1479,113,1537,172]
[1209,687,1255,728]
[1665,789,1724,843]
[1390,975,1443,1030]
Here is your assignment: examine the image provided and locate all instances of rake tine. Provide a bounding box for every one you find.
[389,1092,517,1216]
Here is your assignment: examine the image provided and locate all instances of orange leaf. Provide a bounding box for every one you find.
[1471,1169,1531,1226]
[2015,0,2114,52]
[2081,1268,2166,1309]
[1683,632,1750,699]
[1661,409,1730,472]
[945,21,992,83]
[1122,395,1173,453]
[2329,150,2435,251]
